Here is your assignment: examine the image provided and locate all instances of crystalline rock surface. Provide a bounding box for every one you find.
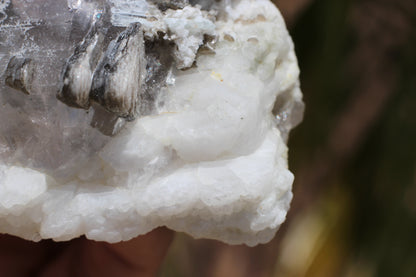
[0,0,303,245]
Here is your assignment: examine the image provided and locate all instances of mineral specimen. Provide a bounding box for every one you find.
[0,0,303,246]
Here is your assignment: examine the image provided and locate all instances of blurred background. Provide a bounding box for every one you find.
[160,0,416,276]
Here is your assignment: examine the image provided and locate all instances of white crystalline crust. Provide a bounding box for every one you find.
[110,0,217,68]
[0,0,301,246]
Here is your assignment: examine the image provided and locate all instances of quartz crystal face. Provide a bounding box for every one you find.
[0,0,303,245]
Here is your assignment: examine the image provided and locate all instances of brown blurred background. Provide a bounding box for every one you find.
[160,0,416,276]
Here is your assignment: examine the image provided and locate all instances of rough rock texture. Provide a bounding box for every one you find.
[0,0,303,246]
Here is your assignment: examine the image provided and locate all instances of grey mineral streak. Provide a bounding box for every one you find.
[0,0,303,245]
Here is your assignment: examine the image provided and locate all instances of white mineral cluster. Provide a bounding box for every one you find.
[0,0,303,245]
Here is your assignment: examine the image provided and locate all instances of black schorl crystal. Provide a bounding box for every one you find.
[59,22,145,120]
[5,57,34,95]
[90,23,144,119]
[151,0,189,11]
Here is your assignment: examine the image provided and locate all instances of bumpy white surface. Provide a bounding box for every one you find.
[111,1,217,68]
[0,0,301,246]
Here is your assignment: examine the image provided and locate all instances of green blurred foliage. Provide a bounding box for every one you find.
[346,30,416,277]
[288,0,416,276]
[289,0,353,160]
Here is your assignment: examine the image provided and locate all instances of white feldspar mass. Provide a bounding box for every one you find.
[0,0,303,245]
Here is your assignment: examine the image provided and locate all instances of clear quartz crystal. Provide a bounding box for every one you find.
[0,0,303,245]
